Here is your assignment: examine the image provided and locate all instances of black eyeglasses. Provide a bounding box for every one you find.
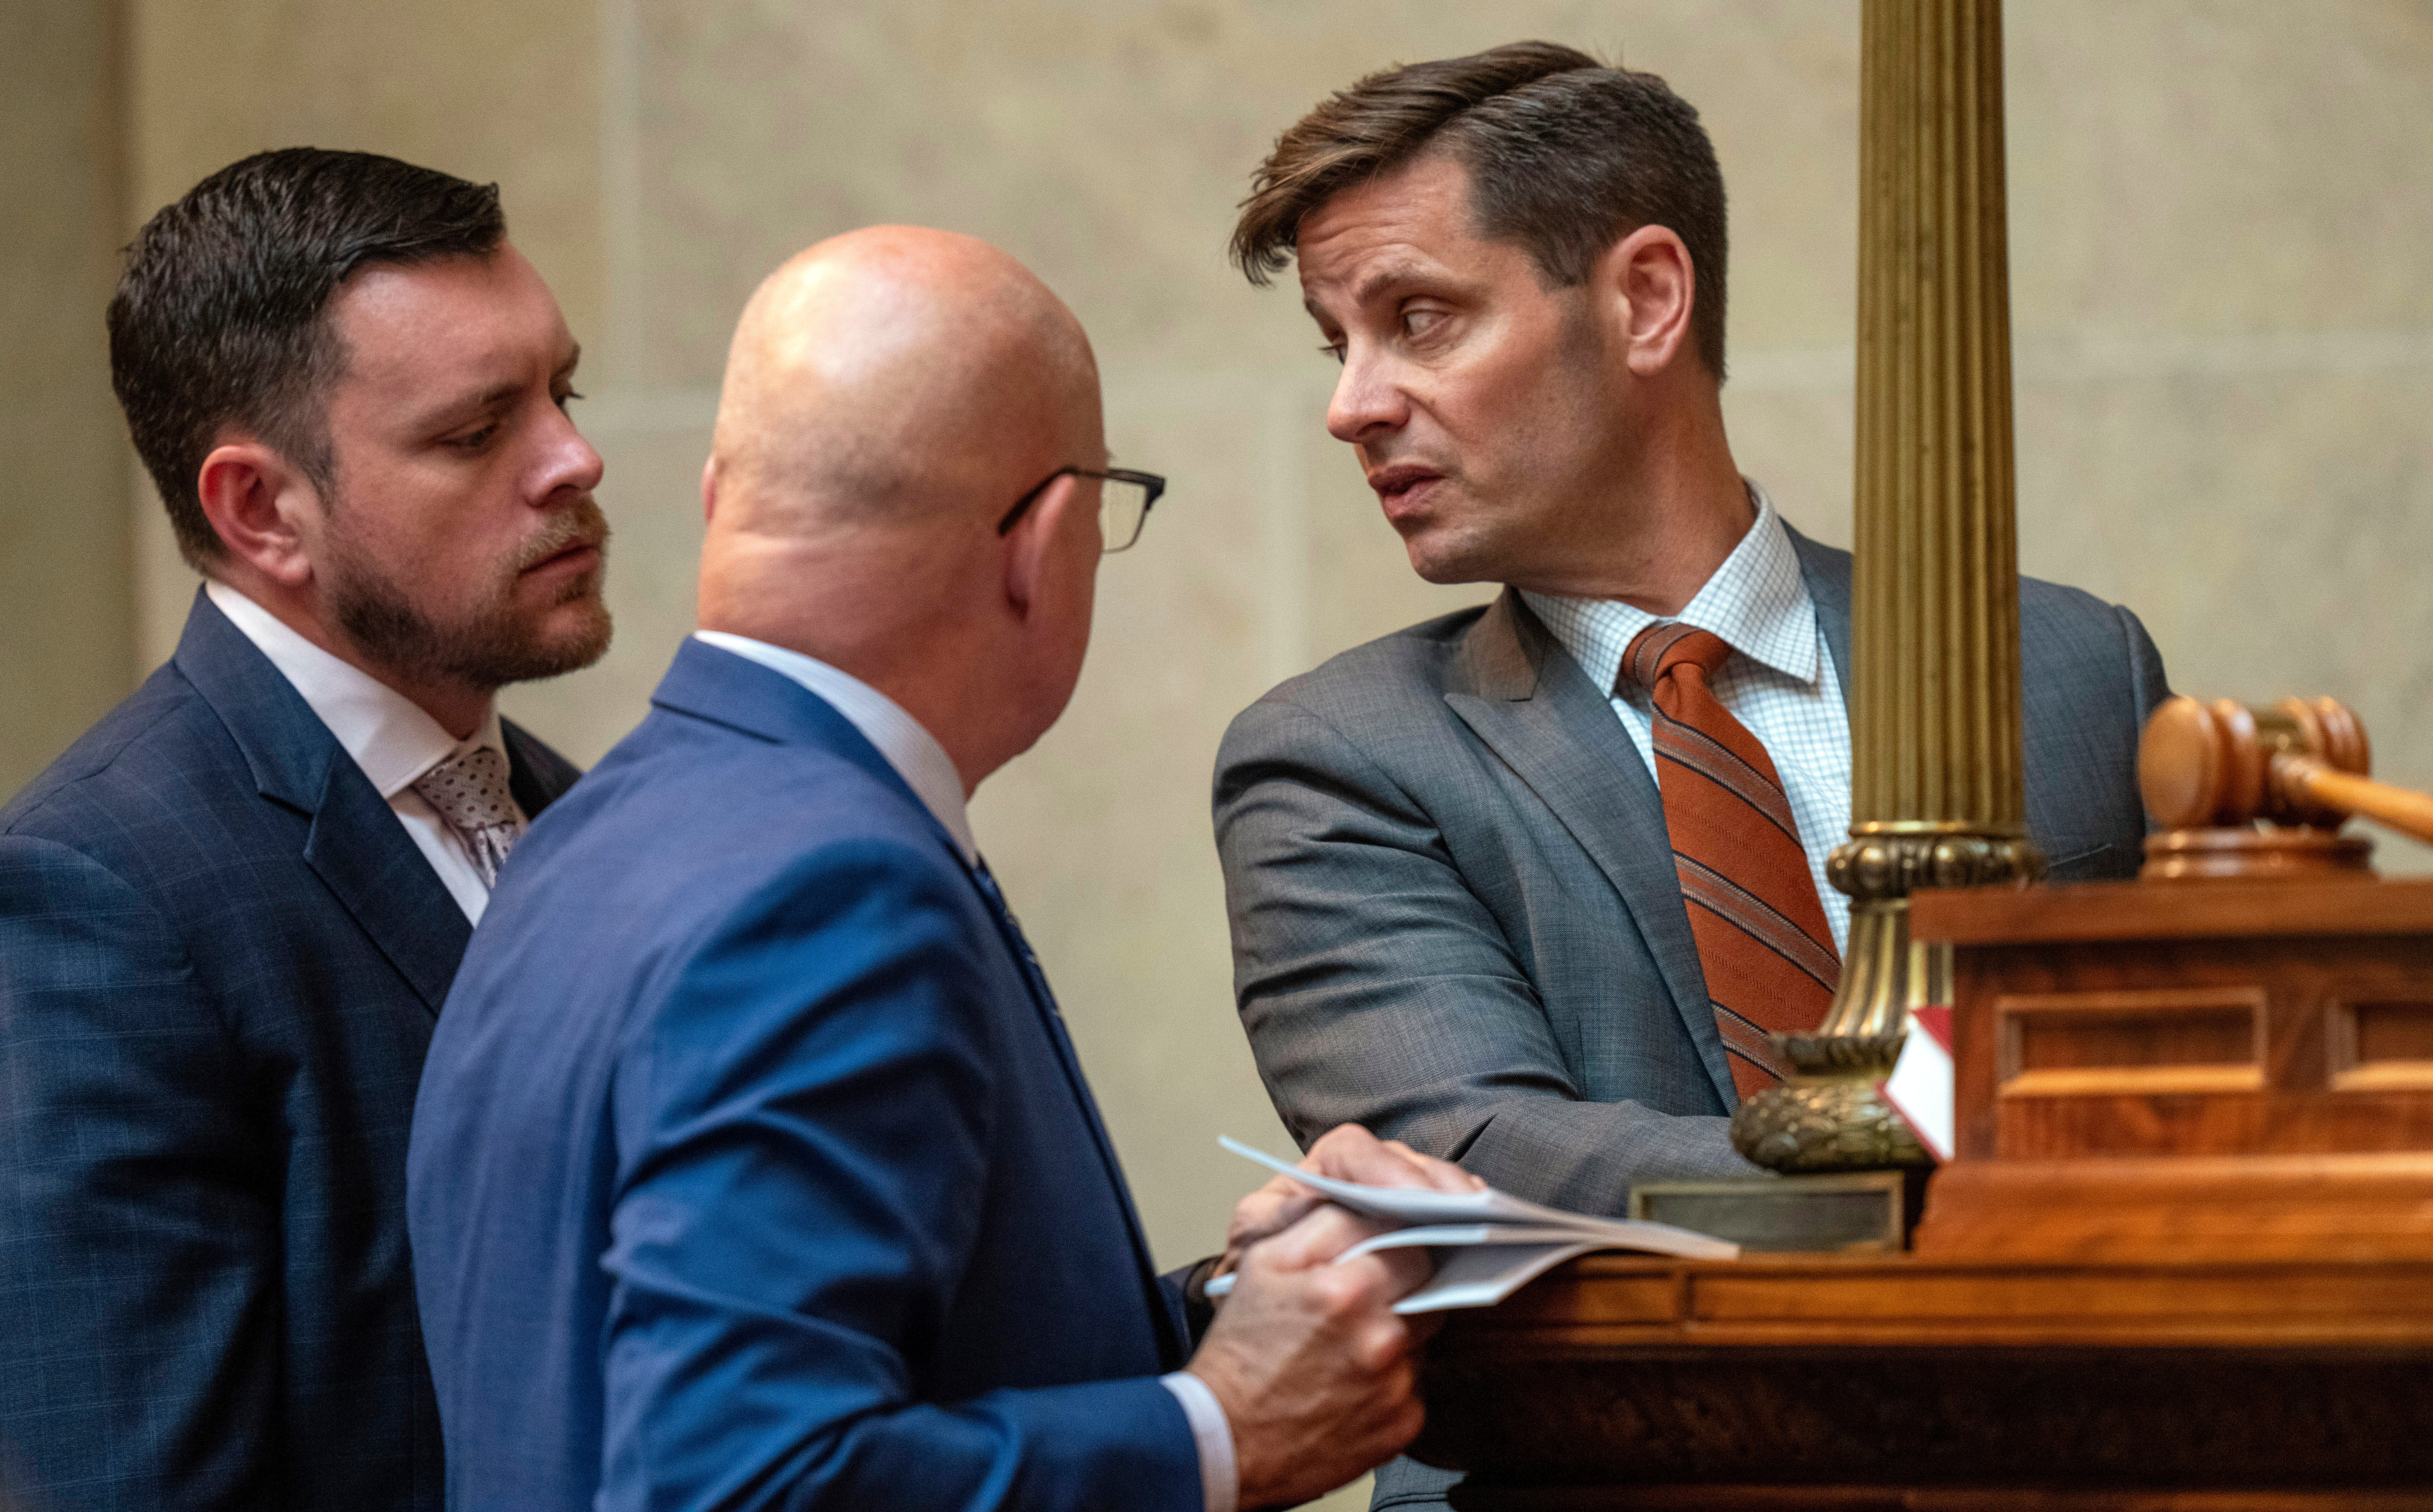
[995,466,1167,554]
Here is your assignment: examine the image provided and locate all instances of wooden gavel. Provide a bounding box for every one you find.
[2139,695,2433,844]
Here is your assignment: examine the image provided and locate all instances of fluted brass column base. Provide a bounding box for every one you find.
[1730,1052,1929,1173]
[1730,830,2039,1174]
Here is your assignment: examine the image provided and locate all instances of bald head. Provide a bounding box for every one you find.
[698,229,1117,797]
[711,226,1101,534]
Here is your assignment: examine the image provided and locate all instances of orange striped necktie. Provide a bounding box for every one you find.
[1621,622,1839,1098]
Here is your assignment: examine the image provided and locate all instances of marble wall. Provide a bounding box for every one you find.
[12,3,2430,1434]
[1,2,131,795]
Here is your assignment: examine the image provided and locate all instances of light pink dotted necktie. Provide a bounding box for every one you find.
[410,747,525,888]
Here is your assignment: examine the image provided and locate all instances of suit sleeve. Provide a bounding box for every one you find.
[2118,601,2171,845]
[598,837,1199,1512]
[0,836,281,1510]
[1213,697,1755,1218]
[2116,602,2171,739]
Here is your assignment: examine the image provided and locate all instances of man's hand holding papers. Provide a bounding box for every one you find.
[1206,1135,1740,1315]
[1184,1124,1474,1508]
[1215,1124,1489,1278]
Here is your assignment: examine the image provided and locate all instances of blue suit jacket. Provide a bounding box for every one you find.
[0,591,581,1511]
[408,639,1201,1512]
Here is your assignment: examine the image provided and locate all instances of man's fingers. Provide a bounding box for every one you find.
[1223,1178,1324,1255]
[1253,1201,1393,1270]
[1381,1138,1487,1192]
[1302,1124,1415,1187]
[1303,1122,1480,1193]
[1347,1309,1414,1372]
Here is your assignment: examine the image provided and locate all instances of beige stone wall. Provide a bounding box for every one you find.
[15,11,2433,1501]
[1,2,133,796]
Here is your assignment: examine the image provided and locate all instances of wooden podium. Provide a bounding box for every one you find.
[1407,879,2433,1508]
[1911,877,2433,1263]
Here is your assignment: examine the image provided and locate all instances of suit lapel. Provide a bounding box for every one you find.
[173,590,472,1015]
[500,716,582,817]
[1789,526,1856,717]
[1442,590,1738,1107]
[968,869,1141,1213]
[964,864,1185,1366]
[303,763,472,1014]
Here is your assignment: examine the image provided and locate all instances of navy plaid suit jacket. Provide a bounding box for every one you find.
[0,591,580,1512]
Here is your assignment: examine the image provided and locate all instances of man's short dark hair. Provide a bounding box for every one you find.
[109,148,507,568]
[1232,41,1730,381]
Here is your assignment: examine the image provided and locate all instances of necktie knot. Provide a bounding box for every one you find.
[1620,622,1733,694]
[411,746,524,888]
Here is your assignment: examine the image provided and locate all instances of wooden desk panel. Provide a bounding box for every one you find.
[1904,877,2433,1261]
[1415,1254,2433,1508]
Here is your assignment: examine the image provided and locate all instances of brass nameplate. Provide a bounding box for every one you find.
[1631,1170,1916,1254]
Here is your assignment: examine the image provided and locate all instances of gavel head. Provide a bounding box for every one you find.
[2138,695,2372,830]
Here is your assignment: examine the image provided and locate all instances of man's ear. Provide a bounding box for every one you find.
[196,440,320,588]
[1599,225,1698,379]
[700,456,720,523]
[1000,471,1084,621]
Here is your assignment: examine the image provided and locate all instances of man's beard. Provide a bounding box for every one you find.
[325,497,615,692]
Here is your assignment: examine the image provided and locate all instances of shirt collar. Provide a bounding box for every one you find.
[204,580,500,799]
[691,631,978,865]
[1519,482,1819,696]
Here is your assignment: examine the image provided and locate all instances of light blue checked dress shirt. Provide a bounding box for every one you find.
[1521,483,1854,954]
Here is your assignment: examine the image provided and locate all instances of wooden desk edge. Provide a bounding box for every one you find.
[1907,875,2433,944]
[1432,1252,2433,1353]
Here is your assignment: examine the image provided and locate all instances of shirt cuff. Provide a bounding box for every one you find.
[1158,1370,1238,1512]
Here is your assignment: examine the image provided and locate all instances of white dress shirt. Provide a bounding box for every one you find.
[206,581,521,925]
[691,631,1238,1512]
[1519,484,1855,952]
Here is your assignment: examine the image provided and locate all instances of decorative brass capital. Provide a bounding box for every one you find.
[1734,831,2033,1174]
[1827,830,2045,902]
[1731,1072,1932,1173]
[1775,1029,1909,1076]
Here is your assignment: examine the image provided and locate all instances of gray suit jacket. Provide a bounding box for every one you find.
[1213,529,2169,1213]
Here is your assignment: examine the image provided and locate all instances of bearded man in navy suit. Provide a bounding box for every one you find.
[0,150,607,1510]
[410,227,1471,1512]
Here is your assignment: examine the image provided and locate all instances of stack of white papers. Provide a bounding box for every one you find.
[1205,1137,1738,1315]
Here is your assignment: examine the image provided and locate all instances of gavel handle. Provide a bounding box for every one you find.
[2276,755,2433,845]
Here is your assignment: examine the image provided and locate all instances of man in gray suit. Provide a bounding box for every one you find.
[1214,44,2167,1220]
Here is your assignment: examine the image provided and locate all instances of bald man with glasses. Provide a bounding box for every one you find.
[408,227,1472,1512]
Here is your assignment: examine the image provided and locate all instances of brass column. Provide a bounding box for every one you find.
[1732,0,2043,1172]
